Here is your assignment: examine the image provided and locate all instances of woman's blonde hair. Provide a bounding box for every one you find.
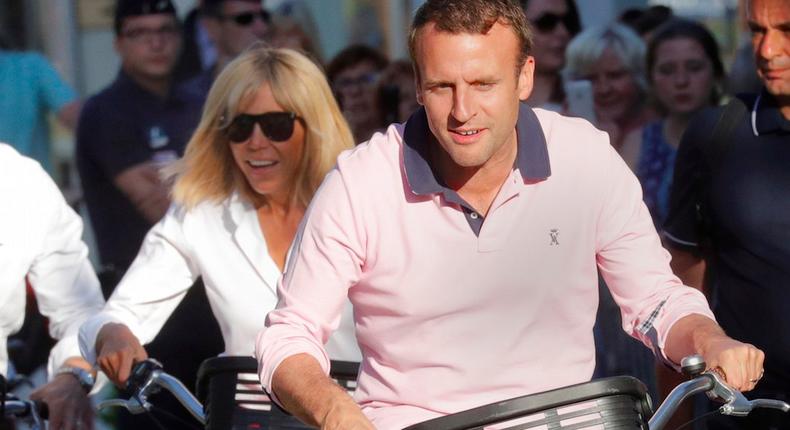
[167,44,354,209]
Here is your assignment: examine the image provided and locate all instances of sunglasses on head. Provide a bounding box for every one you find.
[223,10,271,26]
[532,12,577,33]
[223,112,300,143]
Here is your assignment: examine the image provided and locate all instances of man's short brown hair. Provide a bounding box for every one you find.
[408,0,533,80]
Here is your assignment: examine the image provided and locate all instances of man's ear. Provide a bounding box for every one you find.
[517,56,536,101]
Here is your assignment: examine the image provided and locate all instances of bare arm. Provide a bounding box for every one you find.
[272,354,374,430]
[664,312,764,393]
[113,162,170,224]
[655,247,708,425]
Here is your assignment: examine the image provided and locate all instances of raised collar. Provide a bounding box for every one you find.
[751,88,790,136]
[402,102,551,196]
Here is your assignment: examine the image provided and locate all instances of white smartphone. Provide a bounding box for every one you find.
[564,79,596,125]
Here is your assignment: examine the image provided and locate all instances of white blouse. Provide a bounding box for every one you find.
[79,192,360,364]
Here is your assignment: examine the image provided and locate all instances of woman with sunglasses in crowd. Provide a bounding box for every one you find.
[521,0,581,110]
[78,45,360,392]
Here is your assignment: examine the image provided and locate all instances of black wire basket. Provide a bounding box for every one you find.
[403,376,653,430]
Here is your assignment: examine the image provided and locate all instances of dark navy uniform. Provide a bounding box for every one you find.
[77,71,202,274]
[665,89,790,429]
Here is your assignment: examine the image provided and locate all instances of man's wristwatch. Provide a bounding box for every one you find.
[57,367,95,393]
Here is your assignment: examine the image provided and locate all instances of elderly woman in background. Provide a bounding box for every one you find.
[521,0,581,110]
[564,23,655,169]
[78,47,360,425]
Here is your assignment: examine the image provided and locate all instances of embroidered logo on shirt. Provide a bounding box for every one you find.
[549,229,560,246]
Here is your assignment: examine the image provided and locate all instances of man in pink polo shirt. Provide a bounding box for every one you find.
[255,1,765,428]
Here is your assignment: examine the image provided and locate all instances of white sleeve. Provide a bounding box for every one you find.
[20,160,105,378]
[79,205,200,365]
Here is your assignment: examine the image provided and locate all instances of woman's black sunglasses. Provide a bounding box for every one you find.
[222,10,271,27]
[532,12,578,34]
[223,112,301,143]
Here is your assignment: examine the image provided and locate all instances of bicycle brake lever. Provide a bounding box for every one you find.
[702,370,753,416]
[96,396,151,415]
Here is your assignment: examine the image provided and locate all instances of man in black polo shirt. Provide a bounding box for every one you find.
[76,1,222,428]
[664,0,790,428]
[77,0,200,276]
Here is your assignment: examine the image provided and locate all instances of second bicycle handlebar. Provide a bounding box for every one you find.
[96,359,206,425]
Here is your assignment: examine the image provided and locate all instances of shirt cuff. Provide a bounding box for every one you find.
[47,334,82,380]
[646,290,716,370]
[256,331,331,407]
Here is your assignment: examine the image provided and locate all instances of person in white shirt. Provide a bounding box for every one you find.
[79,45,360,388]
[0,143,104,430]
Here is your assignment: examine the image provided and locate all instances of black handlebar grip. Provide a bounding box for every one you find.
[126,358,164,394]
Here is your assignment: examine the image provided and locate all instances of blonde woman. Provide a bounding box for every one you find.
[78,46,360,388]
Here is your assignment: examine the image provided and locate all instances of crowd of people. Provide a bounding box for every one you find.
[1,0,788,429]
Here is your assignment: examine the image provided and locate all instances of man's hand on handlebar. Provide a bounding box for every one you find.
[666,314,765,393]
[30,372,94,430]
[699,334,765,392]
[95,323,148,387]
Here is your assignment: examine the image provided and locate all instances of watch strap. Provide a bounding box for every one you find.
[57,367,95,393]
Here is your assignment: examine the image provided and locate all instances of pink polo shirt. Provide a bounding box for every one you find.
[256,105,714,429]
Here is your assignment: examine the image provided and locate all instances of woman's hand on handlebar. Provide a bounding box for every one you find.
[95,323,148,387]
[700,333,765,392]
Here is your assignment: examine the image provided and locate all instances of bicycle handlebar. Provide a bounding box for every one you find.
[405,354,789,430]
[96,359,206,425]
[650,356,789,429]
[99,357,790,430]
[2,399,48,429]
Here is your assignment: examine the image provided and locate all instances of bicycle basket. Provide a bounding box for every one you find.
[404,376,653,430]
